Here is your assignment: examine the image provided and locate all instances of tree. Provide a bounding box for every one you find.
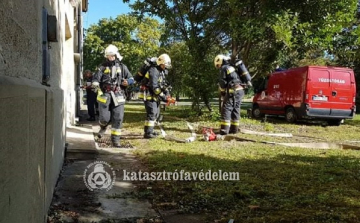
[128,0,223,111]
[126,0,359,112]
[165,42,190,100]
[330,1,360,110]
[214,0,359,76]
[83,14,163,73]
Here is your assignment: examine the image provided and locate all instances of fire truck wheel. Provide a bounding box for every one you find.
[252,105,264,119]
[285,107,297,123]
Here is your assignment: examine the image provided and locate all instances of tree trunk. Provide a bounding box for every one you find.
[202,94,212,112]
[218,93,222,113]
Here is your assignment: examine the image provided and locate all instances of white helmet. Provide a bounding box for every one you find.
[214,54,228,68]
[104,44,123,61]
[214,54,225,68]
[156,53,172,69]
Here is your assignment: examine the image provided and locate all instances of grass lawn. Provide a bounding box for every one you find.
[121,103,360,223]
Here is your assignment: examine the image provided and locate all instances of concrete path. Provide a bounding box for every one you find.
[47,104,210,223]
[47,121,160,223]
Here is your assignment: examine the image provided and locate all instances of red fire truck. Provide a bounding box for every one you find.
[252,66,356,125]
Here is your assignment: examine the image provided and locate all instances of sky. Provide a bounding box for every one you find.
[82,0,134,29]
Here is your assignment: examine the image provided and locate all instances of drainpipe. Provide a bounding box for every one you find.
[75,3,82,120]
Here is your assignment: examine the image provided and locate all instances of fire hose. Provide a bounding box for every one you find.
[156,121,196,143]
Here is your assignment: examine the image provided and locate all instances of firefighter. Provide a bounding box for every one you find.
[91,44,134,147]
[140,53,172,139]
[83,70,97,121]
[214,54,245,135]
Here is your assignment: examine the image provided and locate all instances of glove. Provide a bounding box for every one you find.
[158,92,168,102]
[127,78,134,85]
[91,82,100,93]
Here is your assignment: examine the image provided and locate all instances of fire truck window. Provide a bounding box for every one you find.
[264,77,269,90]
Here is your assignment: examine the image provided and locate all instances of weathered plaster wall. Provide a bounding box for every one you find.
[0,0,84,222]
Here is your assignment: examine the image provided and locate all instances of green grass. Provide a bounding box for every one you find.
[122,104,360,223]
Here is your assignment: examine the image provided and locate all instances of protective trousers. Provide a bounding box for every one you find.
[144,100,160,137]
[220,90,244,135]
[98,92,124,144]
[86,90,97,118]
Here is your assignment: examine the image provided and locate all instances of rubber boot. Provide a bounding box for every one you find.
[97,126,107,138]
[220,125,230,135]
[111,135,121,147]
[144,126,158,139]
[229,125,239,134]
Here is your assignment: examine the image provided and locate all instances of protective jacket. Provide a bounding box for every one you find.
[93,59,134,95]
[139,66,168,101]
[84,77,94,92]
[218,63,242,95]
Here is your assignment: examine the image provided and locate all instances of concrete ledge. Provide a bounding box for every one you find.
[0,76,47,98]
[66,125,97,153]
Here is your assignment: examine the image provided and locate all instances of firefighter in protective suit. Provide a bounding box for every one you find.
[92,44,134,147]
[215,54,245,135]
[141,53,172,139]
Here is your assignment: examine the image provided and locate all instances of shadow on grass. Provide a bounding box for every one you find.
[253,115,360,128]
[133,149,360,223]
[123,105,193,132]
[258,116,328,126]
[156,126,194,134]
[119,103,360,222]
[344,119,360,127]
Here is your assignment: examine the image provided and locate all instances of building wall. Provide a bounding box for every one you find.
[0,0,84,222]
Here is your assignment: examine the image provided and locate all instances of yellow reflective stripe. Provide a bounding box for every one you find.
[146,96,153,100]
[231,120,239,126]
[220,120,231,126]
[138,93,144,99]
[220,122,231,126]
[229,87,243,93]
[111,128,121,136]
[145,120,155,126]
[154,88,161,94]
[145,72,150,79]
[219,87,226,92]
[226,67,235,74]
[242,71,249,75]
[137,72,144,76]
[104,67,110,74]
[97,95,107,103]
[116,68,121,73]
